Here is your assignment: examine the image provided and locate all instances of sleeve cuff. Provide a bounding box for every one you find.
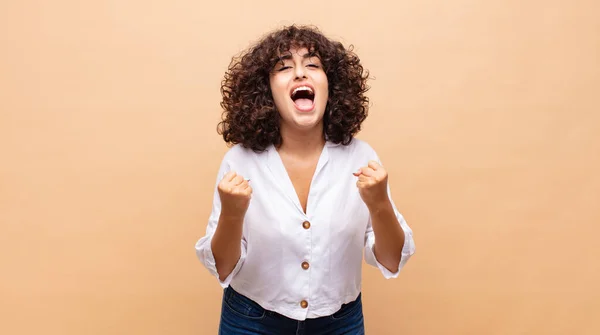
[364,217,416,279]
[196,237,247,288]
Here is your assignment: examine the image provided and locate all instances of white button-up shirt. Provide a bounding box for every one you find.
[195,138,415,320]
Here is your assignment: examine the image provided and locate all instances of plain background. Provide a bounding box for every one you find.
[1,0,599,334]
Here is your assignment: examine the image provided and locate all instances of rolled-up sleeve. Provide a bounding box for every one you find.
[364,175,416,279]
[194,159,247,288]
[364,206,415,278]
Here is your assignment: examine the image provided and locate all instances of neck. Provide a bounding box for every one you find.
[277,124,326,156]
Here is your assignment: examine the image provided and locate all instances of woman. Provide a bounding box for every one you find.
[195,25,415,334]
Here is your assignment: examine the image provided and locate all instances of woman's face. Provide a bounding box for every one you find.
[269,47,329,133]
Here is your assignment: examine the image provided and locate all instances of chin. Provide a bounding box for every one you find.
[292,112,325,129]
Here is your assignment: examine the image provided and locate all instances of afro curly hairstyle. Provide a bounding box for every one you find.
[217,25,370,152]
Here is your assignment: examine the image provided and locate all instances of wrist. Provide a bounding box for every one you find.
[367,198,394,216]
[219,208,246,222]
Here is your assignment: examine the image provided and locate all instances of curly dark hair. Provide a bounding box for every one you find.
[217,25,370,152]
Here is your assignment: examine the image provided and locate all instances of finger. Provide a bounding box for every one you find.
[368,160,381,170]
[359,167,375,177]
[233,179,250,189]
[356,180,368,189]
[232,175,244,186]
[357,173,370,182]
[236,183,251,195]
[353,170,362,177]
[222,171,237,182]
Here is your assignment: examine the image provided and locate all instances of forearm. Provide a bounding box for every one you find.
[210,213,244,281]
[369,199,405,273]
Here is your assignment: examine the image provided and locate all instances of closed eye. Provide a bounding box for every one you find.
[307,64,320,68]
[277,66,292,71]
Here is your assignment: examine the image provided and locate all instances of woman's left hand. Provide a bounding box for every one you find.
[353,160,390,210]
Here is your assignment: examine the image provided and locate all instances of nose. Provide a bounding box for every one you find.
[294,65,306,80]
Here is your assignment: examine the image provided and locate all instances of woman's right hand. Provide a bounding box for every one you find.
[217,171,252,219]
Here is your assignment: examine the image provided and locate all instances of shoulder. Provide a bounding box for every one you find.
[216,143,266,172]
[221,143,253,161]
[222,142,271,160]
[332,137,379,159]
[327,137,381,167]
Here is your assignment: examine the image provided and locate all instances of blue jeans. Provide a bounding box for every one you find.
[219,286,365,335]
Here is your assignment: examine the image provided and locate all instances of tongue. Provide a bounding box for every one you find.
[294,98,313,108]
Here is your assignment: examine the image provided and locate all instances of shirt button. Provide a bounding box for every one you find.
[302,221,311,229]
[300,300,308,308]
[301,261,310,270]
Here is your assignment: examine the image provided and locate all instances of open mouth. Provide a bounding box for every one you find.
[290,85,315,111]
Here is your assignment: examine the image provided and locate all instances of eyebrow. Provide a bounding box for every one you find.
[276,52,319,63]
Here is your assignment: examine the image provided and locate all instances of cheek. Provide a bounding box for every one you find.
[317,75,328,99]
[269,80,287,104]
[319,82,329,102]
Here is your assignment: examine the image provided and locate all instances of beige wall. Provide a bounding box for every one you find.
[1,1,599,334]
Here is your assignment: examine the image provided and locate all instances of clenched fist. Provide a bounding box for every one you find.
[218,171,253,218]
[353,160,389,210]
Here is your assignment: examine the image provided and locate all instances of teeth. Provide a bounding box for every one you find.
[292,86,314,95]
